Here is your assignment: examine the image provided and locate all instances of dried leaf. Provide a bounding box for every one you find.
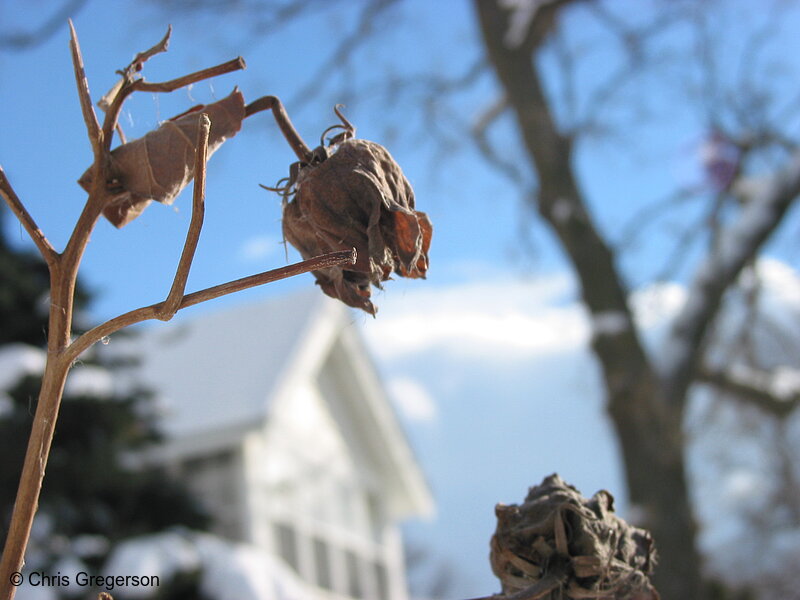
[79,89,245,227]
[281,138,432,314]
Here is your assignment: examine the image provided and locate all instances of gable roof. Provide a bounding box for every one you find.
[124,289,324,442]
[117,288,433,519]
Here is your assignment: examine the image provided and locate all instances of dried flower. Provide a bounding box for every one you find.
[280,134,432,315]
[491,474,659,600]
[79,89,245,227]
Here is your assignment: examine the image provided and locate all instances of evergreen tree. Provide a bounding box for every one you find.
[0,207,208,595]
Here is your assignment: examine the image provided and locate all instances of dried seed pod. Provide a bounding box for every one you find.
[281,137,432,315]
[79,89,245,227]
[491,474,659,600]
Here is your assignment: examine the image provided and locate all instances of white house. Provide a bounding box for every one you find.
[121,289,433,600]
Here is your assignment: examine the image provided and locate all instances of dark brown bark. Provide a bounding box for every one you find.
[474,2,703,598]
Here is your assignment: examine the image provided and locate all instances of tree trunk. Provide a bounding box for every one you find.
[474,3,703,598]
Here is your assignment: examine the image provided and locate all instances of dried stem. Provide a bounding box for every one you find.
[68,19,103,161]
[134,57,246,93]
[0,355,72,600]
[158,113,211,320]
[65,249,357,364]
[245,95,313,161]
[128,25,171,70]
[0,167,57,266]
[101,57,246,148]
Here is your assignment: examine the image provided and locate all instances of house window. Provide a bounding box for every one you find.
[313,537,333,591]
[345,550,364,598]
[367,492,384,543]
[374,560,389,600]
[273,522,300,572]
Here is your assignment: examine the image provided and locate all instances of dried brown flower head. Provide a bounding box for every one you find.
[280,129,432,315]
[490,474,659,600]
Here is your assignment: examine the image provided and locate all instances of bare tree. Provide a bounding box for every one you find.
[473,2,800,598]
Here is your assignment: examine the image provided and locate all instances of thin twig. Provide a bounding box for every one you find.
[128,25,172,73]
[698,364,800,418]
[65,249,357,364]
[68,19,103,161]
[158,113,211,320]
[0,167,58,266]
[133,57,246,93]
[102,57,246,148]
[245,95,313,162]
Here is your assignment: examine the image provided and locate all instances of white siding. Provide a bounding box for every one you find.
[244,377,408,600]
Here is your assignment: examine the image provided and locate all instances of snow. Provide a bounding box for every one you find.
[0,343,46,391]
[72,534,111,559]
[52,555,90,595]
[103,530,200,596]
[770,366,800,401]
[64,365,115,398]
[104,531,309,600]
[12,582,57,600]
[720,469,763,506]
[590,311,630,338]
[499,0,556,47]
[0,343,47,415]
[550,197,575,224]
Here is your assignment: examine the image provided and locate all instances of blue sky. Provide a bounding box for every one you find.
[3,1,800,596]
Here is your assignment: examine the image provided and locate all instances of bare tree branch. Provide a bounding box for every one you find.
[661,151,800,404]
[289,0,401,108]
[471,96,528,186]
[698,364,800,418]
[0,0,88,50]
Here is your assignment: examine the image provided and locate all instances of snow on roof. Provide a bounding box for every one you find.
[111,288,333,441]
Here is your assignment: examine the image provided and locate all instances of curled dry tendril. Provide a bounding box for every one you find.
[260,105,357,201]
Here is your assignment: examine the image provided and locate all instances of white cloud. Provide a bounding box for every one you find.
[361,273,690,363]
[238,235,281,262]
[387,376,438,423]
[362,273,589,361]
[362,258,799,367]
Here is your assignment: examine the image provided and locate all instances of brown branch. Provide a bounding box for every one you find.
[698,364,800,418]
[0,355,73,600]
[128,25,172,72]
[0,167,58,266]
[471,96,527,186]
[65,249,357,364]
[133,57,245,94]
[158,113,210,321]
[68,19,103,161]
[245,96,313,162]
[101,54,246,149]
